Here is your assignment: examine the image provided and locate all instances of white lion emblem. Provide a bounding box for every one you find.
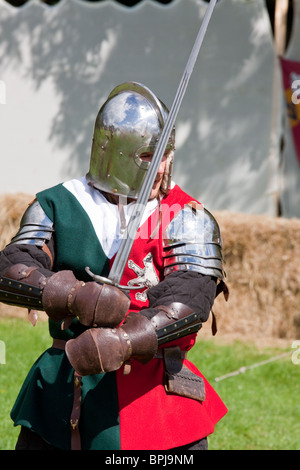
[127,253,159,302]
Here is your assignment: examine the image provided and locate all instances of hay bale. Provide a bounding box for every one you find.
[0,193,34,250]
[212,210,300,340]
[0,193,34,319]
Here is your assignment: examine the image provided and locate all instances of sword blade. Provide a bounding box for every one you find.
[107,0,218,285]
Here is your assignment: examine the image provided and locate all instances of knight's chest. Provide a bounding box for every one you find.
[115,228,164,310]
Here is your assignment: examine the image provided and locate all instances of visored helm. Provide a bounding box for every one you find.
[86,82,175,199]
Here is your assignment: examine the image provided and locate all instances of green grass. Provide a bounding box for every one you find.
[0,316,51,450]
[188,339,300,450]
[0,316,299,450]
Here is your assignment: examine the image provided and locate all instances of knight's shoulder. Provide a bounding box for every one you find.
[163,203,222,246]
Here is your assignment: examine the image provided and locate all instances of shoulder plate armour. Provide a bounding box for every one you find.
[9,200,54,247]
[162,202,224,280]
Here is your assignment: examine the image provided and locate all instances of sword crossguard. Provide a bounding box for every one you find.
[85,267,142,291]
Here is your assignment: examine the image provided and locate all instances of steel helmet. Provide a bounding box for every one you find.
[86,82,175,199]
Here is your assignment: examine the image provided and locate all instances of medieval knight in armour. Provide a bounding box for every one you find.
[0,82,228,450]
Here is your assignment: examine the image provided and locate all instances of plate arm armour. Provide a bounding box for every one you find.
[162,202,225,280]
[0,201,130,327]
[8,199,55,248]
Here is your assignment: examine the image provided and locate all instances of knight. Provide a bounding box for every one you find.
[0,82,228,451]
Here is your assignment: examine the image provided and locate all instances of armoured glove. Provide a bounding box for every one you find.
[65,311,158,376]
[65,302,201,376]
[3,264,130,327]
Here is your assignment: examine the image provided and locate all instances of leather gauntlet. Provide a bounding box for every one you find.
[3,264,130,326]
[65,302,202,376]
[65,312,158,376]
[42,270,130,326]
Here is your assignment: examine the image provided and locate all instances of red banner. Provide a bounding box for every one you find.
[280,57,300,164]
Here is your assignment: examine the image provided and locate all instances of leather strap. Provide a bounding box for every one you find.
[154,349,187,360]
[163,346,206,402]
[0,275,44,310]
[52,339,67,350]
[42,243,54,269]
[70,372,82,451]
[51,339,82,450]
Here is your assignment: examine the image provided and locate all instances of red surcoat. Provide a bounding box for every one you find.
[114,184,227,450]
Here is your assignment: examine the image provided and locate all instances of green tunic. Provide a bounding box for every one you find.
[11,183,121,449]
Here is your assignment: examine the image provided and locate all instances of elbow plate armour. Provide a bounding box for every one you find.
[9,200,54,247]
[163,202,225,280]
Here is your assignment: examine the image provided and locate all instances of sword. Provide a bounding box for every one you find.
[86,0,218,290]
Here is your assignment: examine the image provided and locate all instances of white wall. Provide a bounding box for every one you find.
[0,0,280,215]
